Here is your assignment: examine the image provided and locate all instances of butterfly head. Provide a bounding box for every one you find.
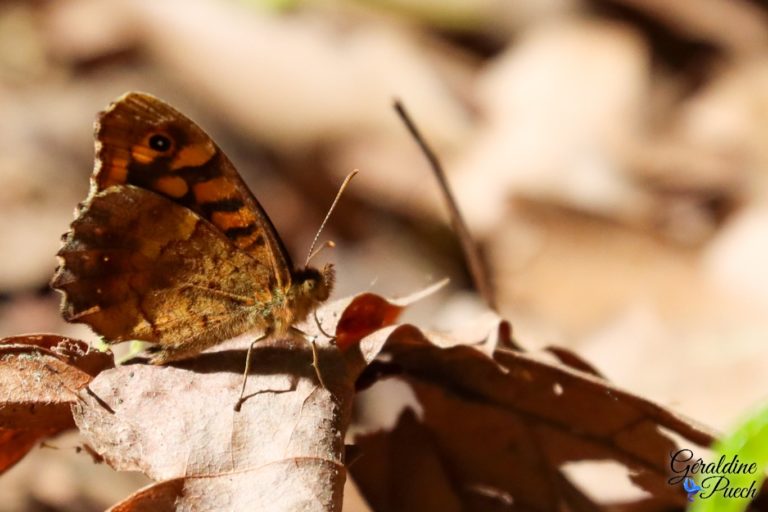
[294,263,335,305]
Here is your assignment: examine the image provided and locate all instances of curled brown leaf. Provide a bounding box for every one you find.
[0,334,113,473]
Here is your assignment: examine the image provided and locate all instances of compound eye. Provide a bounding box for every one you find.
[148,133,173,153]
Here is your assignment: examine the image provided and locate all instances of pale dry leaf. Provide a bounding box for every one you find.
[453,18,651,236]
[117,0,471,150]
[74,336,349,511]
[72,286,439,512]
[608,0,768,54]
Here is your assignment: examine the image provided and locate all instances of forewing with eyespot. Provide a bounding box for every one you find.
[93,91,293,288]
[52,185,274,359]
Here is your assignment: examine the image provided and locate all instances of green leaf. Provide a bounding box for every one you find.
[689,402,768,512]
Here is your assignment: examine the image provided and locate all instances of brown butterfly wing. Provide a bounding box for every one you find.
[93,91,292,288]
[52,185,272,362]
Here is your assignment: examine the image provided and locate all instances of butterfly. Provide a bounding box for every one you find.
[683,477,702,501]
[51,92,338,380]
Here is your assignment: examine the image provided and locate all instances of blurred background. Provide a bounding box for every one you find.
[2,0,768,509]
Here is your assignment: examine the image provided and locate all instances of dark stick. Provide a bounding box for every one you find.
[393,100,497,310]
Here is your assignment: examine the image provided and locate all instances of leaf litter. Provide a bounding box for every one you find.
[1,288,763,511]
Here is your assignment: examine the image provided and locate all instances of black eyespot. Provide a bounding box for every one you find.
[148,134,172,152]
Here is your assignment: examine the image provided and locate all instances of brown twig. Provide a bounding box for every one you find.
[393,100,497,310]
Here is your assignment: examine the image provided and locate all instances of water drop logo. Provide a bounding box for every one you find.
[683,477,702,501]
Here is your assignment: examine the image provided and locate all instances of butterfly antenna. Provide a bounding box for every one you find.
[305,169,358,266]
[306,241,335,265]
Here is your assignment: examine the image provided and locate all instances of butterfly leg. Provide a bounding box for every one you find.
[234,331,269,412]
[313,310,336,341]
[289,326,328,391]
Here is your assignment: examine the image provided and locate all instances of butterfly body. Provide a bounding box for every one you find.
[52,92,334,364]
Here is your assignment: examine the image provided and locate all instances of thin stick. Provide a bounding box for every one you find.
[305,170,359,267]
[393,100,497,310]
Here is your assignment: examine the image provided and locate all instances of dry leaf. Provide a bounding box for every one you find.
[452,18,651,237]
[0,334,113,473]
[350,323,719,511]
[89,0,472,150]
[107,478,185,512]
[75,339,349,511]
[70,287,437,512]
[0,428,59,476]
